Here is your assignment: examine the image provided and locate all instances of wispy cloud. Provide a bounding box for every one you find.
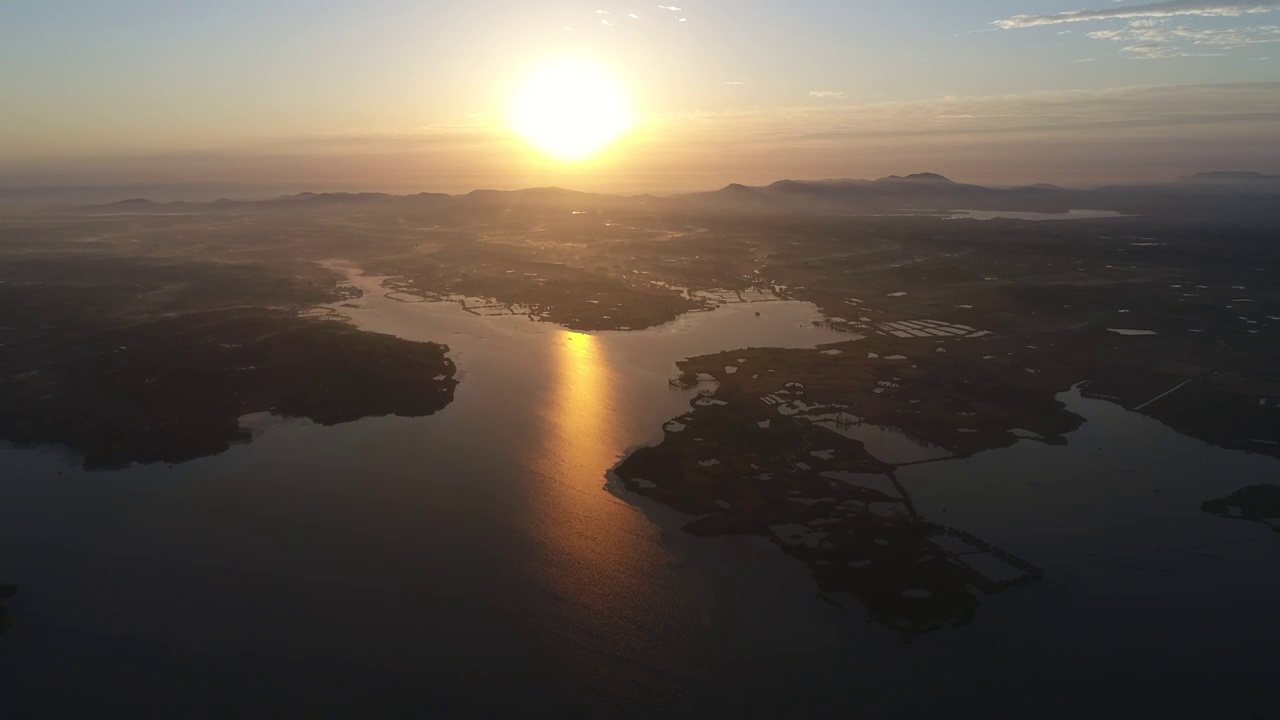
[662,83,1280,147]
[590,4,684,29]
[996,0,1280,29]
[809,90,847,99]
[1089,20,1280,58]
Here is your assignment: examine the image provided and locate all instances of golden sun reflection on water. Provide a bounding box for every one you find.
[533,331,657,629]
[551,332,613,472]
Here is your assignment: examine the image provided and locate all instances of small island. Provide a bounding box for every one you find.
[1203,485,1280,533]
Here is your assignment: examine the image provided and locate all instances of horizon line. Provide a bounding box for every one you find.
[4,169,1278,208]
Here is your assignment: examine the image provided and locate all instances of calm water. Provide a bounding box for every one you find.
[948,209,1127,221]
[1,269,1277,717]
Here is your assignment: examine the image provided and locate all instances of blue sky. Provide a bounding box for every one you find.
[2,0,1278,192]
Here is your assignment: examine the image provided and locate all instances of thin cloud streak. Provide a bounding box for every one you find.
[996,0,1280,29]
[1089,21,1280,58]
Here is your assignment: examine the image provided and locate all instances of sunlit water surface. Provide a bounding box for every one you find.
[1,269,1276,716]
[947,208,1127,221]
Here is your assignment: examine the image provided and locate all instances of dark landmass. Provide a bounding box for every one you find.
[1,308,456,469]
[3,174,1277,466]
[364,242,708,331]
[678,174,1280,221]
[71,170,1280,222]
[1,173,1278,644]
[0,254,457,469]
[1181,171,1280,185]
[614,339,1084,637]
[1203,485,1280,533]
[678,342,1084,458]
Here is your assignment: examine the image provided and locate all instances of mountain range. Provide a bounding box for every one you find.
[94,171,1280,221]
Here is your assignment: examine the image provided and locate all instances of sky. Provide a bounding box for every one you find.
[2,0,1279,195]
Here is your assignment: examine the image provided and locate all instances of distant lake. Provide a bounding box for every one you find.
[0,268,1276,716]
[948,209,1127,221]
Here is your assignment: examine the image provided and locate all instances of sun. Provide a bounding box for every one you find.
[510,59,636,163]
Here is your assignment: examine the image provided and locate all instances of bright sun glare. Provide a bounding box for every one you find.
[510,59,636,163]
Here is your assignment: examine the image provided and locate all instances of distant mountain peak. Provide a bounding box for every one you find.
[876,172,954,184]
[767,179,815,191]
